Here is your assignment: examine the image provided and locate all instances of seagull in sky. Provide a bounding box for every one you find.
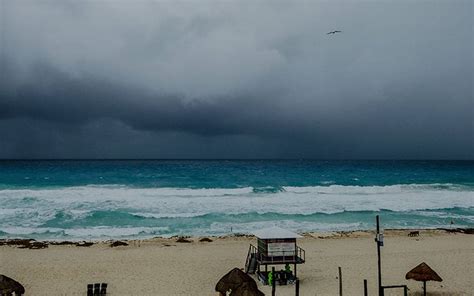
[327,30,342,35]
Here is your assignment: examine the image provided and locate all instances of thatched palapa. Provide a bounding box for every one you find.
[406,262,442,296]
[216,268,264,296]
[0,274,25,295]
[405,262,442,282]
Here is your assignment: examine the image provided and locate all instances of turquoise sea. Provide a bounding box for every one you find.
[0,160,473,240]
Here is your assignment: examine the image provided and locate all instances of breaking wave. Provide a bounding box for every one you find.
[1,184,473,240]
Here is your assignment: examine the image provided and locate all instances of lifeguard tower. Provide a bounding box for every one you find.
[245,226,305,285]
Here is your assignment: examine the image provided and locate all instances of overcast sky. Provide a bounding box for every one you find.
[0,0,472,159]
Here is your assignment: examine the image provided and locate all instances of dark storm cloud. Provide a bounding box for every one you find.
[0,62,305,137]
[0,0,472,159]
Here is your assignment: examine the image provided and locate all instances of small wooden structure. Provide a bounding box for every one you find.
[245,227,305,285]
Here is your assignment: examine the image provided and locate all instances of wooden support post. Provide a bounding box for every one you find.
[423,281,426,296]
[271,267,276,296]
[295,279,300,296]
[404,285,408,296]
[338,267,343,296]
[376,215,383,296]
[364,279,368,296]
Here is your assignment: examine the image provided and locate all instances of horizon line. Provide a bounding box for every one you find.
[0,158,472,162]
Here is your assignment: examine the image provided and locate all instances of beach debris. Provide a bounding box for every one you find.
[0,239,48,249]
[439,227,474,234]
[176,237,192,243]
[0,238,35,247]
[216,268,264,296]
[49,241,77,246]
[406,262,442,295]
[463,228,474,234]
[440,228,460,233]
[20,241,48,249]
[110,241,128,247]
[0,274,25,296]
[51,241,98,247]
[0,239,99,248]
[231,233,248,237]
[314,232,339,239]
[408,231,420,237]
[199,237,213,242]
[336,231,350,238]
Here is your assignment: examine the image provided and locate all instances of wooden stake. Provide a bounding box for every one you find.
[338,267,343,296]
[376,215,383,296]
[272,267,276,296]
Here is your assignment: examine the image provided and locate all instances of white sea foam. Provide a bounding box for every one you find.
[0,184,472,239]
[63,226,169,238]
[207,220,366,235]
[283,183,467,194]
[130,212,209,219]
[415,210,474,222]
[0,226,169,240]
[0,185,253,199]
[1,184,473,216]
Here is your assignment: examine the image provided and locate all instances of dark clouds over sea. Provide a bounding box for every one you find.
[0,1,472,159]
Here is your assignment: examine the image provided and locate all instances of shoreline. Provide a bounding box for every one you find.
[1,227,472,246]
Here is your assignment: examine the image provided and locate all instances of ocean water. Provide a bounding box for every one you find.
[0,160,473,240]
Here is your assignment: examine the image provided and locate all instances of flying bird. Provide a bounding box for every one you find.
[327,30,342,35]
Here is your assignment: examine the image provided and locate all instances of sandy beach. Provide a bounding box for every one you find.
[1,230,473,296]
